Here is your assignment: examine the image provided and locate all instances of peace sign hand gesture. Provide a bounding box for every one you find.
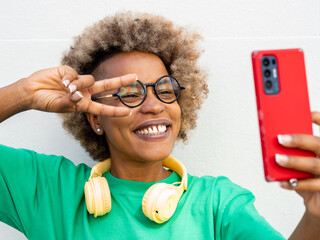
[22,65,135,117]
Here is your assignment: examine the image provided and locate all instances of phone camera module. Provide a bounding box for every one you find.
[261,55,279,95]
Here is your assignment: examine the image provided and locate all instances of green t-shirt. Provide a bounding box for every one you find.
[0,144,285,239]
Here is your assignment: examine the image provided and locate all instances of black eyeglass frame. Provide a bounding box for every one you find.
[92,75,185,108]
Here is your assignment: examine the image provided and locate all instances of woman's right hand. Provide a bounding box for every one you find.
[21,65,135,117]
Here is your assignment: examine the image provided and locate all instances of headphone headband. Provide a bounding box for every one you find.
[90,158,111,178]
[162,156,188,191]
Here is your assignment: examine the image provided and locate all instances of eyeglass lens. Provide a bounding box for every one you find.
[118,76,181,107]
[118,81,144,104]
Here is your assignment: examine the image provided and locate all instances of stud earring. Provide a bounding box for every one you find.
[97,128,101,133]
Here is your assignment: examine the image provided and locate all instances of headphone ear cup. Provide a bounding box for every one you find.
[84,177,111,217]
[142,183,179,223]
[84,179,95,214]
[96,177,112,216]
[142,183,163,220]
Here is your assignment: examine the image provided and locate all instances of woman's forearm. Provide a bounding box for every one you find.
[0,79,32,123]
[289,211,320,240]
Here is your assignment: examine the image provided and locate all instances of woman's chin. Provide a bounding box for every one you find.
[131,146,173,163]
[131,129,175,160]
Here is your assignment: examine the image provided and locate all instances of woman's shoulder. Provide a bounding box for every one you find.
[0,144,91,176]
[188,174,248,191]
[187,174,254,205]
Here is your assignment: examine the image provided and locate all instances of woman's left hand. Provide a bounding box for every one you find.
[276,111,320,223]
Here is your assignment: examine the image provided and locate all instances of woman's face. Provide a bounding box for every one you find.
[90,51,181,163]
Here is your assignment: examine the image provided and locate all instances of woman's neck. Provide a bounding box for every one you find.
[109,156,171,182]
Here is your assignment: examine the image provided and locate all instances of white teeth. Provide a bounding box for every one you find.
[153,126,158,133]
[159,125,165,132]
[135,125,167,135]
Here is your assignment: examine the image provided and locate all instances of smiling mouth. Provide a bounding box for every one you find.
[134,125,168,135]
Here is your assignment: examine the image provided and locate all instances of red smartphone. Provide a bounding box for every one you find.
[251,48,314,182]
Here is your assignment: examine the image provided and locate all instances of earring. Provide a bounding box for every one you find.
[97,128,101,133]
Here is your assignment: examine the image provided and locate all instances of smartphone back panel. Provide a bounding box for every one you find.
[252,48,314,181]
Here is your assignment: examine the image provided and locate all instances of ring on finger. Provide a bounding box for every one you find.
[288,178,298,188]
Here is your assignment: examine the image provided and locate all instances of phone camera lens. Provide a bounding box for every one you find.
[263,58,270,67]
[265,80,273,89]
[264,69,271,78]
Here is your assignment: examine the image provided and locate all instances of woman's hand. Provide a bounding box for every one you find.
[276,112,320,239]
[21,65,135,117]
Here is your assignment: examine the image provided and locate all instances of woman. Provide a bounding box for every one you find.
[0,12,320,239]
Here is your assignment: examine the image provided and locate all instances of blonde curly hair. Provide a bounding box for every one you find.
[60,11,208,161]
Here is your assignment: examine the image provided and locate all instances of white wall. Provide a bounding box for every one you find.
[1,0,320,239]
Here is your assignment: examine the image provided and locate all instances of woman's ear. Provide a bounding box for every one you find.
[86,113,104,135]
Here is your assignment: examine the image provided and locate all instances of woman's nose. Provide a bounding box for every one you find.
[140,88,164,114]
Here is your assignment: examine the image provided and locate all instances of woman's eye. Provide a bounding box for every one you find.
[158,90,174,95]
[121,94,140,98]
[120,93,143,103]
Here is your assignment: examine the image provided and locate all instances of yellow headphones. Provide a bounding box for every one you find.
[84,156,188,223]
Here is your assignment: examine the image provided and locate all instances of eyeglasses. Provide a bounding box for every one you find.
[92,75,185,108]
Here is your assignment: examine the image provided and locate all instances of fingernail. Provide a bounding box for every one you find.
[71,91,83,102]
[62,80,70,88]
[277,134,292,145]
[275,154,289,165]
[279,181,289,187]
[135,74,138,81]
[68,84,77,94]
[123,74,137,81]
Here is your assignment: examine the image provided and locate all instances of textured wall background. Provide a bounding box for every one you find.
[1,0,320,239]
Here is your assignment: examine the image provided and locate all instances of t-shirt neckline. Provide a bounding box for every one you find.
[104,170,181,194]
